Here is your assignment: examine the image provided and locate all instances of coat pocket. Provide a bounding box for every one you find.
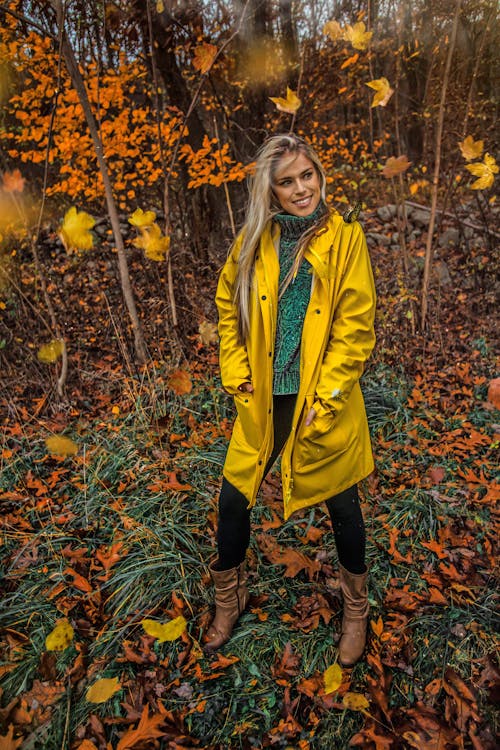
[296,395,347,469]
[233,391,261,448]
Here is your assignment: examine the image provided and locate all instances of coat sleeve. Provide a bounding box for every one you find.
[215,238,252,395]
[313,222,376,419]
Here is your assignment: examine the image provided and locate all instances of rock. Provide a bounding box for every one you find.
[432,260,452,285]
[376,204,397,222]
[408,208,430,227]
[366,232,391,246]
[438,228,460,247]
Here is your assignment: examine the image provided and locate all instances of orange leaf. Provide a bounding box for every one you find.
[370,616,384,638]
[0,724,23,749]
[487,378,500,408]
[116,705,166,750]
[421,538,447,559]
[167,369,192,395]
[428,587,447,605]
[64,567,93,593]
[192,43,218,74]
[341,53,359,69]
[382,155,411,178]
[3,169,25,193]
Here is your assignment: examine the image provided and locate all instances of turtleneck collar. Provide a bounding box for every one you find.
[274,202,327,241]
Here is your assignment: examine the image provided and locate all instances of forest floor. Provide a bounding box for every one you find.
[0,204,499,750]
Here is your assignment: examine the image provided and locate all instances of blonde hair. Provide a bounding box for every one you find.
[233,134,330,342]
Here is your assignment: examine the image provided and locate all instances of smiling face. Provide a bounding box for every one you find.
[272,150,322,217]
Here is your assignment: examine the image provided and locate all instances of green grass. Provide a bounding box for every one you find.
[0,365,498,749]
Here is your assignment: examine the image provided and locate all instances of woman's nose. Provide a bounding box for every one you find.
[295,179,306,193]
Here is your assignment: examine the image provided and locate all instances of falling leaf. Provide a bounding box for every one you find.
[141,615,187,642]
[86,676,121,703]
[0,725,23,750]
[128,208,156,227]
[59,206,95,252]
[465,153,498,190]
[458,135,484,161]
[45,619,74,651]
[366,77,394,107]
[343,22,373,51]
[167,368,192,395]
[116,704,166,750]
[269,87,301,115]
[2,169,25,193]
[343,691,370,711]
[323,663,342,694]
[382,155,411,178]
[192,43,218,75]
[341,53,359,70]
[156,0,164,12]
[45,435,78,456]
[199,320,218,346]
[323,20,343,42]
[37,339,65,364]
[133,223,170,261]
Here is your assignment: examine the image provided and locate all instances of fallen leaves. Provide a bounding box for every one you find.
[86,676,121,703]
[45,619,74,651]
[141,615,187,642]
[167,368,192,395]
[37,339,65,364]
[45,434,78,456]
[323,663,342,694]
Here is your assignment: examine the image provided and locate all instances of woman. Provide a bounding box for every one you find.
[205,134,376,667]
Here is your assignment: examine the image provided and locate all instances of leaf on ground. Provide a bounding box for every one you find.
[45,619,74,651]
[167,368,192,395]
[37,339,65,364]
[45,435,78,456]
[323,663,342,694]
[75,741,99,750]
[343,692,369,711]
[0,724,23,750]
[141,615,187,642]
[370,616,384,638]
[257,533,321,579]
[116,704,167,750]
[86,676,121,703]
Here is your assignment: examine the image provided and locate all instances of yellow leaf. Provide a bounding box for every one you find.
[59,206,95,252]
[141,615,187,642]
[323,663,342,694]
[37,339,65,364]
[465,153,498,190]
[45,435,78,456]
[382,155,411,178]
[128,208,156,227]
[458,135,484,161]
[45,619,74,651]
[269,87,301,115]
[343,22,373,51]
[86,676,121,703]
[199,320,218,346]
[156,0,164,12]
[133,223,170,261]
[323,20,343,41]
[409,178,429,195]
[192,43,218,75]
[366,77,394,107]
[343,691,370,711]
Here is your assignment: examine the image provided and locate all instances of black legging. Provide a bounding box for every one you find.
[217,394,366,574]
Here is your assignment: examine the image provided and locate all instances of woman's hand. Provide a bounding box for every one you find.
[238,382,254,393]
[305,406,316,426]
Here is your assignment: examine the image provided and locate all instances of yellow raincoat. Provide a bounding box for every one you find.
[216,211,376,520]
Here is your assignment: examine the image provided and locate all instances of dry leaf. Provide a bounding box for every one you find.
[465,153,498,190]
[75,741,99,750]
[133,223,170,261]
[116,704,166,750]
[487,378,500,408]
[128,208,156,227]
[366,77,394,107]
[0,725,23,750]
[37,339,65,364]
[382,155,411,178]
[167,368,192,395]
[323,20,343,41]
[199,320,218,346]
[59,206,95,252]
[323,663,343,694]
[269,87,301,115]
[343,22,373,51]
[45,435,78,457]
[343,691,370,710]
[45,619,74,651]
[458,135,484,161]
[192,43,218,75]
[2,169,25,193]
[141,615,187,642]
[86,676,121,703]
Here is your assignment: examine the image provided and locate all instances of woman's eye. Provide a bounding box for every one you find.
[304,172,313,179]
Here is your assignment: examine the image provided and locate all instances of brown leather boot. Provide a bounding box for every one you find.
[204,559,249,652]
[338,563,369,667]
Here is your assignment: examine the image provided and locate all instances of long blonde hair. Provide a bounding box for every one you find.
[233,134,329,342]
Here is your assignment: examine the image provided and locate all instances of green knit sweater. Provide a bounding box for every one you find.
[273,205,325,394]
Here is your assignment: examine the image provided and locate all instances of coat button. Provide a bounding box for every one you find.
[268,351,272,357]
[261,295,267,300]
[315,309,321,314]
[258,460,263,465]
